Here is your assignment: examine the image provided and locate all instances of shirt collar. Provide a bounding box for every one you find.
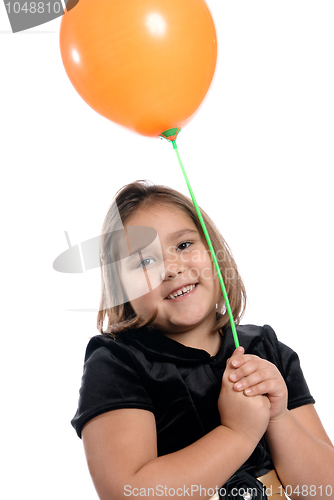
[123,326,230,364]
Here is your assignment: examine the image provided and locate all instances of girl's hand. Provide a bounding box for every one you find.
[218,347,271,445]
[228,349,288,421]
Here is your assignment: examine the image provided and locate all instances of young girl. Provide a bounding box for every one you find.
[71,181,334,500]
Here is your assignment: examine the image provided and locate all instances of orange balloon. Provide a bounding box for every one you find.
[60,0,217,137]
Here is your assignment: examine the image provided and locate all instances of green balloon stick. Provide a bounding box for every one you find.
[160,128,240,349]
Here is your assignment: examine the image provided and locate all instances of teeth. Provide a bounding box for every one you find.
[167,284,196,300]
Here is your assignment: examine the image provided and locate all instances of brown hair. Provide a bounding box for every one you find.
[97,180,246,335]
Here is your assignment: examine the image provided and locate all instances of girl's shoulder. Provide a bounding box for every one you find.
[83,329,146,367]
[235,323,280,348]
[85,328,145,350]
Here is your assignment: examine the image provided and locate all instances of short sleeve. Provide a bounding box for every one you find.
[262,325,315,410]
[71,336,155,438]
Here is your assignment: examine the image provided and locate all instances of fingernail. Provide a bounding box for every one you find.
[235,383,243,390]
[244,389,252,395]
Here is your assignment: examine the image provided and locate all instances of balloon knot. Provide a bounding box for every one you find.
[159,127,182,142]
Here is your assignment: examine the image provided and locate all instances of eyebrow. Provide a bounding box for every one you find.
[167,229,198,242]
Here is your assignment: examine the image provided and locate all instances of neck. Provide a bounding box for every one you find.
[162,320,222,357]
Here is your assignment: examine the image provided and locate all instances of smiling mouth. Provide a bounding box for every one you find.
[165,283,198,300]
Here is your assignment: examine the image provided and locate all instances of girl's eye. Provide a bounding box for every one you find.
[177,241,192,252]
[137,257,155,269]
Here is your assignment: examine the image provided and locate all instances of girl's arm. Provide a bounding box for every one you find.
[81,348,270,500]
[229,350,334,499]
[265,404,334,499]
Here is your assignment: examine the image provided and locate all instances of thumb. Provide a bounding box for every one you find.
[231,346,244,357]
[226,346,244,367]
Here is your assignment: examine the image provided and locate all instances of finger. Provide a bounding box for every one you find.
[231,353,257,368]
[231,346,244,357]
[225,347,243,369]
[223,347,245,382]
[227,347,244,367]
[244,380,280,397]
[229,356,263,382]
[232,369,273,392]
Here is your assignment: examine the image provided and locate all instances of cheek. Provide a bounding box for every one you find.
[188,254,221,299]
[120,267,154,302]
[129,296,148,316]
[187,253,214,282]
[130,289,160,317]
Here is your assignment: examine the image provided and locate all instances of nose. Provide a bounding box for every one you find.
[162,255,184,281]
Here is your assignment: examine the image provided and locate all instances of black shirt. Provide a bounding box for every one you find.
[71,324,315,478]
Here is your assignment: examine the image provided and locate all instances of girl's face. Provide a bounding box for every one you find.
[120,204,221,338]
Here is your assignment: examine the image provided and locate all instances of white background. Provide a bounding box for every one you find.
[1,1,333,498]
